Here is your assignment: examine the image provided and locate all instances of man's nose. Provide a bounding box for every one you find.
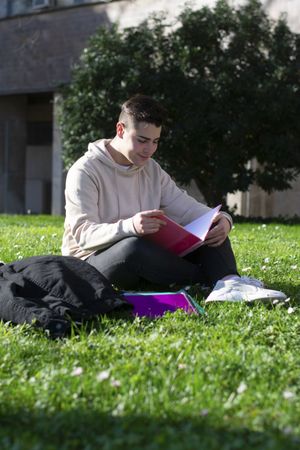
[144,142,156,153]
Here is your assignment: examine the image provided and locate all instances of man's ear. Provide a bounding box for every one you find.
[116,122,125,138]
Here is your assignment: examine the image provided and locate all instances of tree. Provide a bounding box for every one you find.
[60,0,300,207]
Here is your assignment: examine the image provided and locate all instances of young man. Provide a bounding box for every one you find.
[62,94,286,303]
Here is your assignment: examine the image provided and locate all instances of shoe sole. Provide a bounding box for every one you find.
[205,295,287,304]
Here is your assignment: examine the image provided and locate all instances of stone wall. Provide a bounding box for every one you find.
[0,3,111,95]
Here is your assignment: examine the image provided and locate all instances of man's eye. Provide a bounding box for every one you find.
[138,139,147,143]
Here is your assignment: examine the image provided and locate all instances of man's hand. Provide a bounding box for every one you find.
[204,213,231,247]
[133,210,166,235]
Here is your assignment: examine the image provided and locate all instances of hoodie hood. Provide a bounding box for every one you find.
[87,139,144,175]
[86,139,145,219]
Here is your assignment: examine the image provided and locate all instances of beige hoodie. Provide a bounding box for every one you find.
[62,139,232,259]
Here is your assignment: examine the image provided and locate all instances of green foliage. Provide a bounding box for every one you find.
[60,0,300,206]
[0,215,299,449]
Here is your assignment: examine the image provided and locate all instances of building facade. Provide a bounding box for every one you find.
[0,0,299,216]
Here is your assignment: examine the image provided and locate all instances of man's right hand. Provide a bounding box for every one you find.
[132,210,166,235]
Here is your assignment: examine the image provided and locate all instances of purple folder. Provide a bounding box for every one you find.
[123,290,204,317]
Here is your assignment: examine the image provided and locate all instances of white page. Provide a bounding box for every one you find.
[184,205,221,240]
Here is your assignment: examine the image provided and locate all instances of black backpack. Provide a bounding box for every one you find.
[0,255,131,338]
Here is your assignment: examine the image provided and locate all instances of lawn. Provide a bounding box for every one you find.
[0,215,299,450]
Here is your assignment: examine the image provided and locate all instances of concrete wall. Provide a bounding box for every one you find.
[228,176,300,218]
[0,93,53,214]
[0,1,8,18]
[106,0,300,32]
[52,93,65,215]
[25,145,52,213]
[0,96,27,213]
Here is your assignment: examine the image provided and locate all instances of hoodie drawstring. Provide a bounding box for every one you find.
[114,167,121,218]
[137,171,142,212]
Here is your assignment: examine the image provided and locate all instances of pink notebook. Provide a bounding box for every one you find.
[123,290,205,317]
[146,205,221,256]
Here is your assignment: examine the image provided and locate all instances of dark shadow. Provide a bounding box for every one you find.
[231,215,300,225]
[0,407,299,450]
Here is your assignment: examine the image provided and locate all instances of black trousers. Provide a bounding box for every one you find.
[87,236,238,290]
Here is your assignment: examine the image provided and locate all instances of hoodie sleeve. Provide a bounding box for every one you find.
[158,165,233,228]
[63,165,137,257]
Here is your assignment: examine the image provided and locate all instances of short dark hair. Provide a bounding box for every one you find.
[119,94,167,128]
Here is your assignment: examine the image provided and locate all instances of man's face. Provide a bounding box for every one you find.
[119,121,161,167]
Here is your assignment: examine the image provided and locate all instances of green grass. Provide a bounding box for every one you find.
[0,215,299,450]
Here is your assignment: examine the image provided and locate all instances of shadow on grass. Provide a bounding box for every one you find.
[0,408,299,450]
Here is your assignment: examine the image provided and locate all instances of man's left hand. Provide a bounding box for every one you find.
[204,213,231,247]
